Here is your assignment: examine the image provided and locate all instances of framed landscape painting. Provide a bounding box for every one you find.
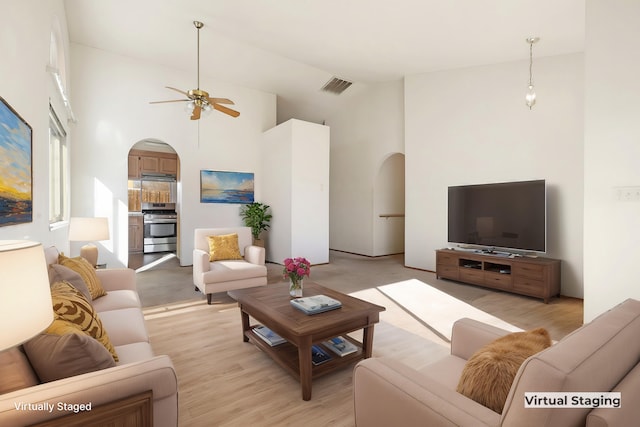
[0,96,32,226]
[200,170,254,204]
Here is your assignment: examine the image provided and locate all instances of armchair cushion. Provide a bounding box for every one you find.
[208,233,243,261]
[456,327,552,413]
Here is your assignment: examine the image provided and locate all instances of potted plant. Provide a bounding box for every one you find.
[239,202,272,246]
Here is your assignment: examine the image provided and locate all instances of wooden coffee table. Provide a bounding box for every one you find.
[228,282,385,400]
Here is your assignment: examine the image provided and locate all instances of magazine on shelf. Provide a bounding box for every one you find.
[290,295,342,315]
[322,336,358,357]
[311,344,332,365]
[253,325,286,346]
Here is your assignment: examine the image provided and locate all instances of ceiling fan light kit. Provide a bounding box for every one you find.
[150,20,240,120]
[525,36,539,110]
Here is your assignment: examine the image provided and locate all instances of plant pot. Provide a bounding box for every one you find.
[253,238,264,248]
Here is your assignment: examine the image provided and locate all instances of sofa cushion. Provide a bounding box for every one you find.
[98,308,149,346]
[23,319,116,383]
[456,327,551,413]
[115,342,156,365]
[58,254,107,299]
[50,281,118,361]
[208,233,243,261]
[91,290,141,313]
[48,263,92,301]
[0,347,38,393]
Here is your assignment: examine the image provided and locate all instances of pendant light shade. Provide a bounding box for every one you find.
[525,37,539,110]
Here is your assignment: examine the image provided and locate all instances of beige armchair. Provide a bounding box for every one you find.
[193,227,267,304]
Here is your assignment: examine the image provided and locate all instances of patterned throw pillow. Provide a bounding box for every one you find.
[208,233,243,261]
[58,253,107,299]
[50,281,118,362]
[48,263,92,301]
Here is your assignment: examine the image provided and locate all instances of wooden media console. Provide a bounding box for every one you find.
[436,249,561,303]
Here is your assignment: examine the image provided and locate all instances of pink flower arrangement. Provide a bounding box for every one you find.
[283,257,311,283]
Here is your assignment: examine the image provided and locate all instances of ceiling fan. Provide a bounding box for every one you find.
[150,21,240,120]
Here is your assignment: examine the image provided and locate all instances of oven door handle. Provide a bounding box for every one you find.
[144,218,177,224]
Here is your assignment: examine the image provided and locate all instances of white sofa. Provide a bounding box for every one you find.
[0,246,178,426]
[193,227,267,304]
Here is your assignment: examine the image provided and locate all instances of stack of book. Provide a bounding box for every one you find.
[290,295,342,315]
[322,336,358,357]
[311,345,332,365]
[253,325,286,346]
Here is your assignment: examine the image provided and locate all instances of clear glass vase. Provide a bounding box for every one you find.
[289,277,303,298]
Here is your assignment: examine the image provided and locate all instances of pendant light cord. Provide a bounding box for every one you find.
[529,41,533,87]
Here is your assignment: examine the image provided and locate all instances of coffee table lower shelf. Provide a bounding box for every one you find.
[246,326,364,381]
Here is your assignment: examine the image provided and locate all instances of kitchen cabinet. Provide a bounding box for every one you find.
[128,149,178,178]
[129,215,143,253]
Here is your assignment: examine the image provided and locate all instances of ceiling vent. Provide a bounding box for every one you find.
[320,77,353,95]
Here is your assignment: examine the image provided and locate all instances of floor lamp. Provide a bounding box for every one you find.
[68,217,110,267]
[0,241,53,351]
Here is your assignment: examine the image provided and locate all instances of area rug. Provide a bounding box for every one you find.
[378,279,521,341]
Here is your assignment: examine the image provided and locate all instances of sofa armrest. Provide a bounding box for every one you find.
[450,318,515,360]
[0,355,177,427]
[244,245,265,265]
[354,358,500,427]
[96,268,136,292]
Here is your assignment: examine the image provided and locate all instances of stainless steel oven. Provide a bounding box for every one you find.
[142,203,177,253]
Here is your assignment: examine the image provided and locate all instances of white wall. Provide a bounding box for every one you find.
[262,119,330,265]
[325,80,405,256]
[69,44,276,267]
[583,0,640,320]
[0,0,71,250]
[405,54,585,298]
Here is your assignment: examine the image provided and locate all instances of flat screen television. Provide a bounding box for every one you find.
[447,179,546,253]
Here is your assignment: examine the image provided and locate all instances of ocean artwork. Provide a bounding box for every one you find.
[0,97,32,226]
[200,170,254,204]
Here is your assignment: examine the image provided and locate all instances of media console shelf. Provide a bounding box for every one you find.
[435,249,561,303]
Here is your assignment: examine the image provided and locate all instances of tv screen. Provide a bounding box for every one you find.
[448,180,546,253]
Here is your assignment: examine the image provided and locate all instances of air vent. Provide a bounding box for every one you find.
[321,77,353,95]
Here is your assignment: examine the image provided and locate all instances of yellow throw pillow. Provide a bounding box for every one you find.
[456,328,551,413]
[208,233,243,261]
[50,281,118,362]
[58,254,107,299]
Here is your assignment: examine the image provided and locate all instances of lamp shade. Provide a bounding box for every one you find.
[68,217,109,242]
[0,241,53,351]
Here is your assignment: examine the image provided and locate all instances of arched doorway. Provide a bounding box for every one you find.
[127,140,180,269]
[373,153,405,256]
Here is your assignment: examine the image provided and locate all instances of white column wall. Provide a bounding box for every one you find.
[262,119,330,265]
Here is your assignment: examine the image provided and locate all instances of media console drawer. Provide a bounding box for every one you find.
[435,249,561,303]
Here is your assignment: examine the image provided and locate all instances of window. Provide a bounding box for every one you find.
[49,106,68,224]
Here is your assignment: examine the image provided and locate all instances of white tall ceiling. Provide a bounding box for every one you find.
[64,0,585,122]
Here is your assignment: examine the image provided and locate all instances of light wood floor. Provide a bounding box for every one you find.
[137,250,583,426]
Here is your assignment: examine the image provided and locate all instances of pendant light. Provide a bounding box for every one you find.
[525,37,540,109]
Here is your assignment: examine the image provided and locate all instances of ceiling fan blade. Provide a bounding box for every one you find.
[149,99,190,104]
[190,105,202,120]
[213,103,240,118]
[207,97,234,105]
[166,86,191,97]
